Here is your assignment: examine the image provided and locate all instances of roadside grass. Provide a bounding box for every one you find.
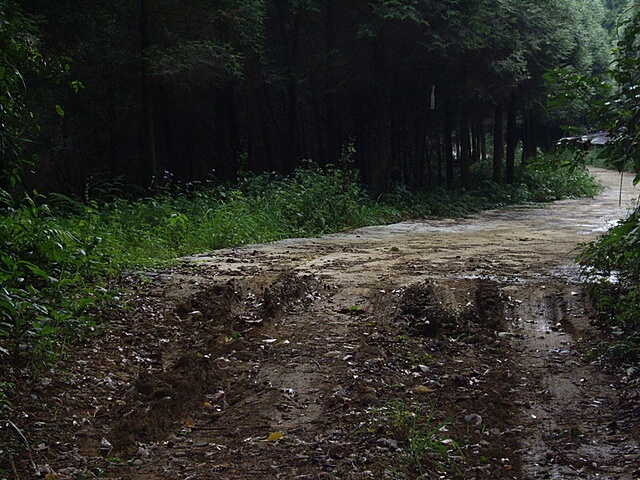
[566,145,640,369]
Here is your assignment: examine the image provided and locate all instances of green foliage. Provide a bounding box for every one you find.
[370,0,427,25]
[603,0,636,32]
[0,1,44,185]
[370,398,462,477]
[548,4,640,180]
[14,0,614,194]
[519,153,602,201]
[579,208,640,282]
[0,0,69,187]
[146,0,266,80]
[605,4,640,179]
[66,161,398,267]
[381,154,600,217]
[578,207,640,363]
[150,41,245,79]
[0,192,103,366]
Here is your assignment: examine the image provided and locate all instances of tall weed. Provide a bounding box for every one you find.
[368,398,462,477]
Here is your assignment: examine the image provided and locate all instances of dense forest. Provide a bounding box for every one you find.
[1,0,630,195]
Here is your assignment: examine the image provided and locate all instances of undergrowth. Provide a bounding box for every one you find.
[0,157,598,372]
[386,149,600,218]
[367,398,462,478]
[578,206,640,367]
[561,144,640,368]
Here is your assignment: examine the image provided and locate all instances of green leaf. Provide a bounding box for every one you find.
[22,262,53,281]
[35,324,57,336]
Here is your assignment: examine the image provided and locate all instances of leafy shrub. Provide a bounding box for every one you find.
[0,193,103,366]
[518,158,601,201]
[380,157,599,218]
[578,207,640,362]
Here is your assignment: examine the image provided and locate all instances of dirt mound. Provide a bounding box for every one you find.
[395,279,506,340]
[395,280,452,337]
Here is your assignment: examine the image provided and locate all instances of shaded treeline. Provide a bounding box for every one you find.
[16,0,613,194]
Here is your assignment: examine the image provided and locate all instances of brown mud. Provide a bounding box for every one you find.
[5,168,640,479]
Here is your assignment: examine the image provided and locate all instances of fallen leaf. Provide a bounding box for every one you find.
[413,386,435,394]
[266,431,283,442]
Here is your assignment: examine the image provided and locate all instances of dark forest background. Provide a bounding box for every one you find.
[2,0,632,195]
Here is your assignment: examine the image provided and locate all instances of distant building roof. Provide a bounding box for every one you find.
[558,131,610,147]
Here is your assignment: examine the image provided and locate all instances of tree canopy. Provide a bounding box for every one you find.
[2,0,617,194]
[0,0,53,187]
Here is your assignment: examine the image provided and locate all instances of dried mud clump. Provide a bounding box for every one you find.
[175,281,241,324]
[472,279,506,329]
[436,279,507,341]
[261,272,317,318]
[395,279,507,340]
[395,281,453,337]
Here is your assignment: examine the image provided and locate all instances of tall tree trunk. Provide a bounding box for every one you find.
[244,52,260,171]
[286,79,298,170]
[472,119,481,163]
[157,85,179,178]
[108,78,118,178]
[459,110,471,188]
[444,111,454,188]
[140,0,157,188]
[481,122,487,162]
[285,12,300,172]
[226,83,241,167]
[213,85,241,178]
[458,56,471,188]
[493,103,504,183]
[354,96,368,183]
[506,91,518,184]
[324,0,341,165]
[521,108,537,163]
[437,134,443,187]
[370,37,390,192]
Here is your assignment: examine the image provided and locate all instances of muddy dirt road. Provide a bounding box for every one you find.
[11,168,640,479]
